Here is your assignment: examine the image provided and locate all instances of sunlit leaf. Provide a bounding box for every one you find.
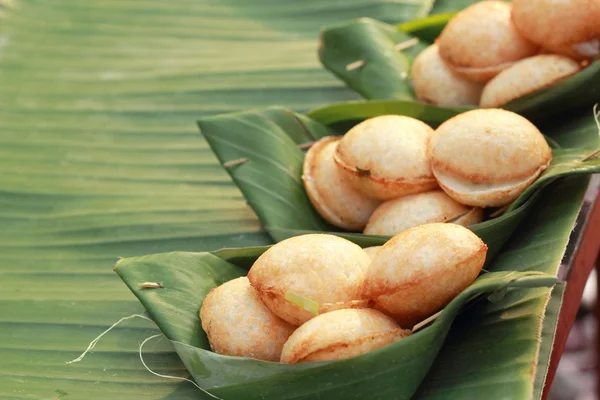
[319,16,600,122]
[199,107,600,261]
[116,251,558,400]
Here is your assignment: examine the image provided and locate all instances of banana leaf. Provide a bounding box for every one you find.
[430,0,510,15]
[0,1,442,399]
[318,17,600,122]
[115,249,558,400]
[198,107,600,261]
[307,99,468,128]
[318,18,427,100]
[397,13,454,42]
[1,0,598,399]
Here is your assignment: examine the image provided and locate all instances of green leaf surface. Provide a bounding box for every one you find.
[397,12,454,42]
[307,99,468,127]
[534,284,565,398]
[0,1,437,399]
[429,0,509,14]
[199,107,600,261]
[1,0,598,399]
[504,61,600,122]
[115,250,557,400]
[319,18,426,100]
[507,148,600,212]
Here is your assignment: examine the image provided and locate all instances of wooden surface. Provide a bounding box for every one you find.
[542,177,600,399]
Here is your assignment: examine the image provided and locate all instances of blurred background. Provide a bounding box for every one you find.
[550,269,597,400]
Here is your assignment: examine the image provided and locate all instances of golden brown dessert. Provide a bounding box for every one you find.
[248,234,370,326]
[437,1,538,82]
[363,223,487,327]
[280,308,410,363]
[428,108,552,207]
[303,136,380,230]
[364,190,482,236]
[200,277,295,361]
[334,115,437,201]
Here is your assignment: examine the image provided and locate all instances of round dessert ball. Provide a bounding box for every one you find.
[200,277,296,361]
[364,190,483,236]
[334,115,438,201]
[411,44,483,106]
[302,136,380,230]
[363,246,383,259]
[280,308,410,363]
[512,0,600,60]
[248,234,371,326]
[428,108,552,207]
[437,1,539,83]
[363,223,487,327]
[480,54,581,108]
